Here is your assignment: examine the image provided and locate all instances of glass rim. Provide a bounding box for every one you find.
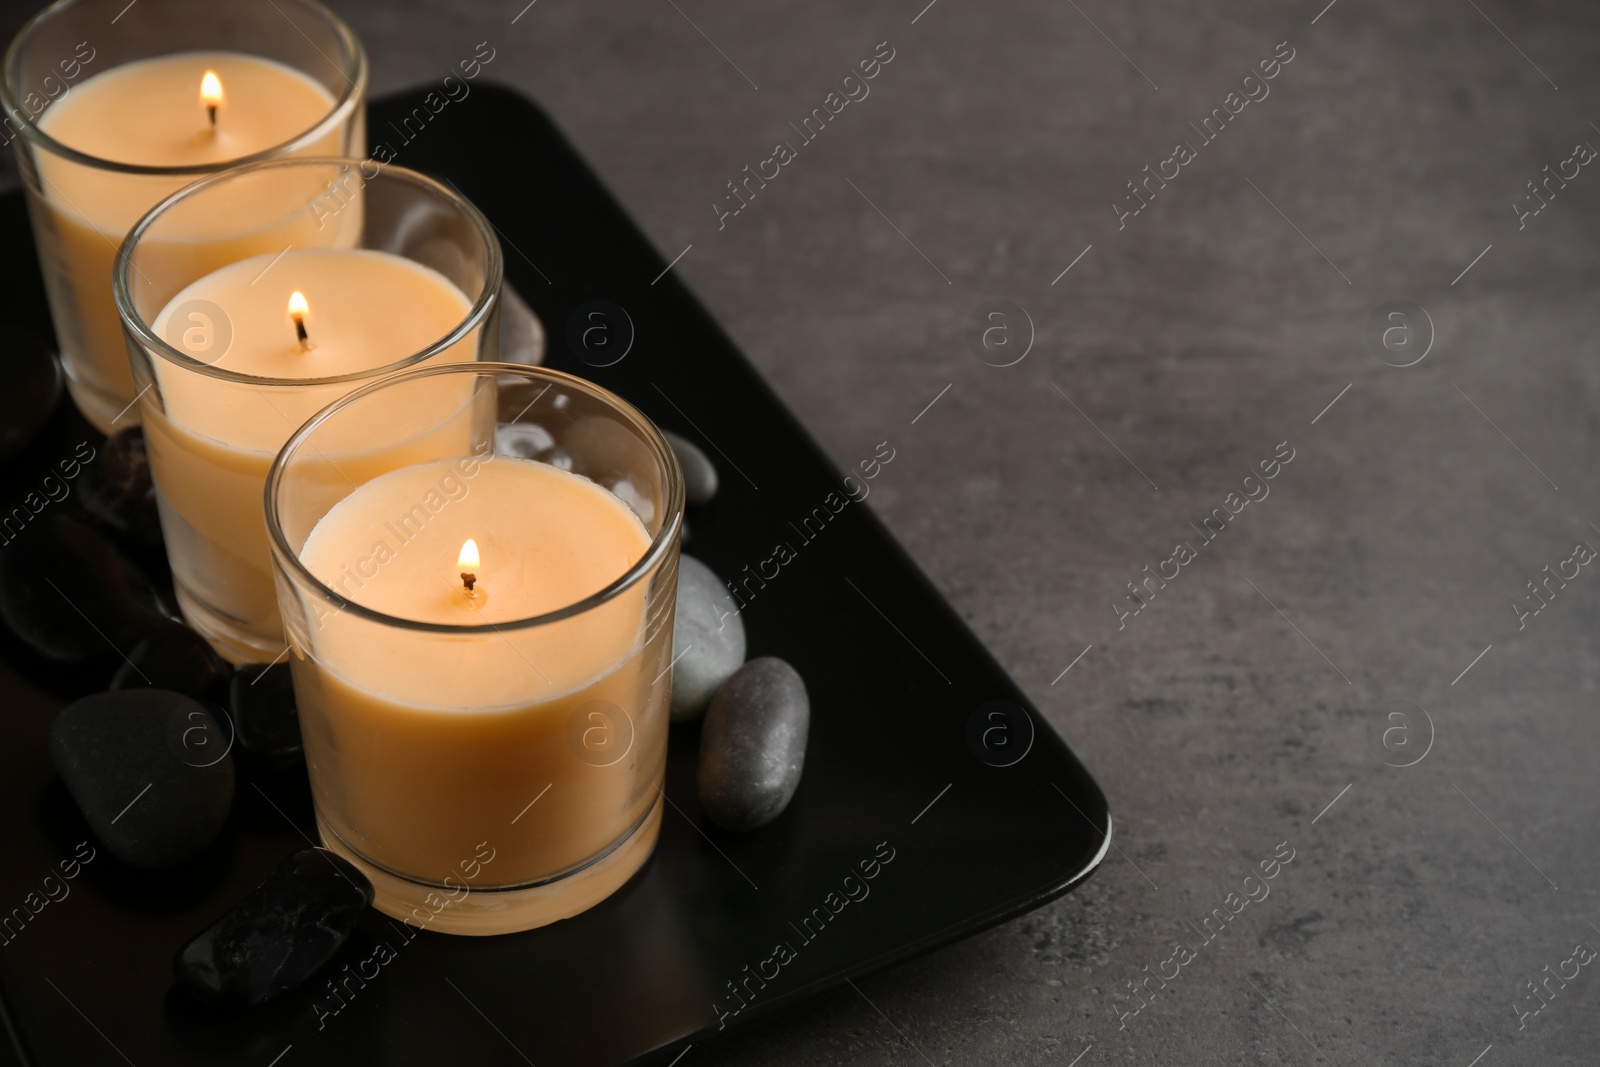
[265,362,687,636]
[0,0,367,175]
[112,156,504,387]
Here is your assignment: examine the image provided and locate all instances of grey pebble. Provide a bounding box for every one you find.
[664,430,718,506]
[698,657,809,832]
[498,282,546,366]
[670,555,745,721]
[50,689,235,868]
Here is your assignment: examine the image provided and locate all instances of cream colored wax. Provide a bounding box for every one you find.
[293,456,668,899]
[34,51,347,431]
[146,248,477,662]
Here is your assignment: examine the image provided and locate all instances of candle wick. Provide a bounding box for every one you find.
[207,104,217,132]
[293,314,311,350]
[460,571,477,595]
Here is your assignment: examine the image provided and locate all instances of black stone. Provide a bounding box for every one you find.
[111,619,231,701]
[78,427,162,545]
[229,662,302,769]
[0,512,171,661]
[670,555,746,721]
[698,657,809,832]
[49,689,235,868]
[175,848,373,1008]
[0,331,63,462]
[664,430,718,506]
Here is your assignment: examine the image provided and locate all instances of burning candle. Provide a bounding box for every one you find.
[32,55,347,430]
[116,160,502,663]
[141,251,478,662]
[2,0,366,432]
[267,364,685,934]
[294,458,657,906]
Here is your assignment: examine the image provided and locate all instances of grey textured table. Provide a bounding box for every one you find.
[5,1,1598,1063]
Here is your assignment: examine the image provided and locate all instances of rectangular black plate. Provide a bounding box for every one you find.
[0,84,1109,1067]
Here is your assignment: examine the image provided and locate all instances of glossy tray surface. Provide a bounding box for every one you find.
[0,84,1108,1066]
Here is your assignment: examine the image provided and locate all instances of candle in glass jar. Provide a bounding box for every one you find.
[144,248,479,662]
[33,52,348,431]
[292,455,659,914]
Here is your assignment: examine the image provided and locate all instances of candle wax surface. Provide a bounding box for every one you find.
[39,49,336,172]
[150,248,473,445]
[299,456,656,707]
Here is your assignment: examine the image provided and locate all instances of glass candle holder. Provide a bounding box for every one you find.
[267,363,685,935]
[114,159,503,663]
[1,0,366,433]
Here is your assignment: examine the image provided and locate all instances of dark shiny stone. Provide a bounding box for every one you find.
[698,657,809,832]
[175,848,373,1008]
[49,689,235,868]
[664,431,718,506]
[0,513,170,661]
[670,555,745,721]
[111,619,231,701]
[229,662,302,768]
[78,427,162,545]
[0,331,63,462]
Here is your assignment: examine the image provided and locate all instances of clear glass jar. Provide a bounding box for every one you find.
[267,364,684,934]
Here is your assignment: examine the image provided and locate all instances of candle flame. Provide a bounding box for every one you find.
[200,70,223,132]
[200,70,223,107]
[458,539,480,595]
[288,291,311,349]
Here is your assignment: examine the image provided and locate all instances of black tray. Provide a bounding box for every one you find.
[0,84,1109,1066]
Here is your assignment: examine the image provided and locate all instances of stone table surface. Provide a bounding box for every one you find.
[6,0,1598,1063]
